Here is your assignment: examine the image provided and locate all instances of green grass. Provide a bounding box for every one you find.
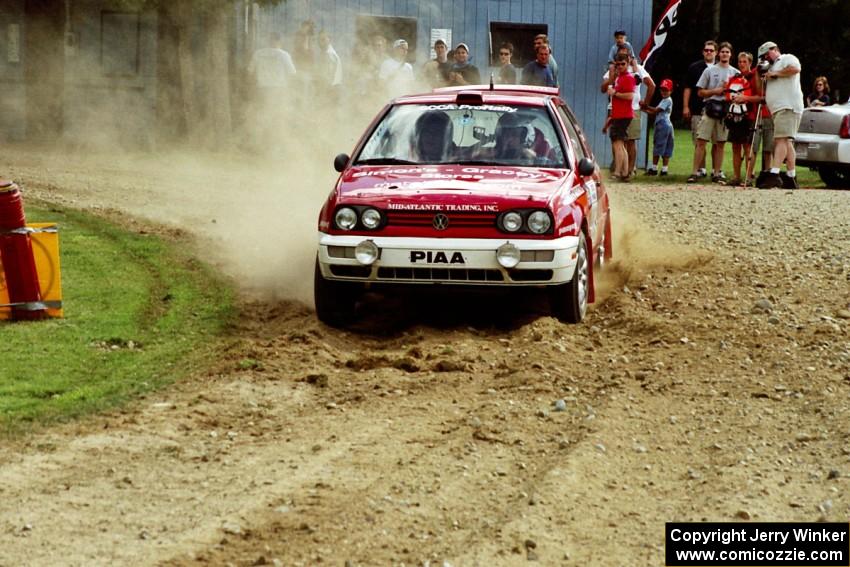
[623,127,824,187]
[0,202,236,434]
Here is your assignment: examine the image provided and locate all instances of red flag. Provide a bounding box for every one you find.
[639,0,683,72]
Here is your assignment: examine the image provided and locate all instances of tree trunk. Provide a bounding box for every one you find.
[156,3,185,145]
[204,6,233,149]
[711,0,722,37]
[174,2,201,146]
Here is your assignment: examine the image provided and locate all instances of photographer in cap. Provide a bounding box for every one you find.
[755,41,804,189]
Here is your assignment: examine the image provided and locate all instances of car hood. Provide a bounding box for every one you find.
[337,165,570,209]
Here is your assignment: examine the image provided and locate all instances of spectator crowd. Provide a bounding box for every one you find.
[247,23,562,113]
[248,20,827,189]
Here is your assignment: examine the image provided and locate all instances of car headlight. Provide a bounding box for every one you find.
[335,207,357,230]
[496,242,521,268]
[355,240,379,265]
[361,208,382,229]
[527,211,551,234]
[502,211,523,232]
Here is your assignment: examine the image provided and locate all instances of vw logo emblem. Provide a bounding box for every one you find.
[433,213,449,230]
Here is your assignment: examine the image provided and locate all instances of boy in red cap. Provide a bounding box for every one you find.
[643,78,675,175]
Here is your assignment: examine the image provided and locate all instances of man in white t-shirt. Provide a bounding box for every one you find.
[248,32,297,149]
[248,32,296,91]
[687,41,739,184]
[379,39,415,99]
[601,46,655,174]
[756,41,804,189]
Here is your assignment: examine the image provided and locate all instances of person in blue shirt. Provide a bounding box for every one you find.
[643,78,675,175]
[607,30,636,64]
[521,44,559,88]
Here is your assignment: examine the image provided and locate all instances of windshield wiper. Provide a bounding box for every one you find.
[354,158,419,166]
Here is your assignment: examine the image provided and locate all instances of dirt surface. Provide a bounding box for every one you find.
[1,146,849,566]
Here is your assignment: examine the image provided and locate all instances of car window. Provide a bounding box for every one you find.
[556,105,585,162]
[356,103,567,168]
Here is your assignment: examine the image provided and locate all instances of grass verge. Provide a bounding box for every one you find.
[0,201,235,435]
[617,127,824,187]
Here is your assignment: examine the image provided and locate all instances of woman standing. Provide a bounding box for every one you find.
[806,76,830,107]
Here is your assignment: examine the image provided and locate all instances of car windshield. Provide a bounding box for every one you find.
[355,103,568,168]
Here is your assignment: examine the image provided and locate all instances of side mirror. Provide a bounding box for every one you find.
[577,157,596,177]
[334,153,350,172]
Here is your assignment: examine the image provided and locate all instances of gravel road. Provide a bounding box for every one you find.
[0,146,848,566]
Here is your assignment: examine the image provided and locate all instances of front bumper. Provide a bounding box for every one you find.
[794,133,850,167]
[317,233,580,286]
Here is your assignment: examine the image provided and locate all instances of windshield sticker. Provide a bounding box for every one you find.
[387,203,499,212]
[424,104,518,113]
[352,166,561,182]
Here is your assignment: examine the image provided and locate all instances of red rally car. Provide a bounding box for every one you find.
[315,85,612,325]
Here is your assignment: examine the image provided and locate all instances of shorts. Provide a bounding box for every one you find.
[696,113,728,143]
[773,109,802,139]
[726,117,753,144]
[753,116,774,154]
[652,122,674,158]
[627,111,642,140]
[691,113,716,144]
[609,118,631,141]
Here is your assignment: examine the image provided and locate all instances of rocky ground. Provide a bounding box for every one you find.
[0,147,848,566]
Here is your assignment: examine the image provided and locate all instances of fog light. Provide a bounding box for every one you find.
[496,242,521,268]
[355,240,379,265]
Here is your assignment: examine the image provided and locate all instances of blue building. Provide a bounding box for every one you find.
[258,0,652,165]
[0,1,651,163]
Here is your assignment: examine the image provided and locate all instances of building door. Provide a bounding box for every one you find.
[24,0,64,141]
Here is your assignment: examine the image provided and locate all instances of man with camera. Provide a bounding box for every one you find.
[755,41,804,189]
[687,42,738,184]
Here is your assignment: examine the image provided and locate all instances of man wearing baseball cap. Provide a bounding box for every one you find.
[379,38,414,98]
[755,41,804,189]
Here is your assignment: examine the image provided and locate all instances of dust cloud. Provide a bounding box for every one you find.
[595,193,713,300]
[8,11,702,312]
[5,7,458,307]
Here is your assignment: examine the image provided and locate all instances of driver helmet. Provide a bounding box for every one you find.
[414,110,453,161]
[495,112,533,150]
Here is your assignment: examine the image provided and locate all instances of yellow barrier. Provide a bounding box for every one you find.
[0,223,63,320]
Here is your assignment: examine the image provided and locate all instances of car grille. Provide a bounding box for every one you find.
[509,269,553,282]
[386,211,497,229]
[329,265,372,278]
[376,267,504,282]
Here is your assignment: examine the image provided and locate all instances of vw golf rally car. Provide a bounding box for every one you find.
[315,85,612,325]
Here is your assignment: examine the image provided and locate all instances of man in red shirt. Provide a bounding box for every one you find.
[606,54,637,181]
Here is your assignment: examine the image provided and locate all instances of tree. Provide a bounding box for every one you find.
[120,0,286,148]
[648,0,850,115]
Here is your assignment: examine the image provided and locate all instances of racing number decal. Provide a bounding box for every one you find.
[410,251,465,264]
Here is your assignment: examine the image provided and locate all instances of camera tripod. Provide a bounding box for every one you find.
[745,73,767,187]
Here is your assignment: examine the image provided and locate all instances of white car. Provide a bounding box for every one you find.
[795,102,850,188]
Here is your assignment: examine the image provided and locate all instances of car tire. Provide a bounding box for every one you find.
[550,231,589,324]
[314,259,359,326]
[818,166,850,189]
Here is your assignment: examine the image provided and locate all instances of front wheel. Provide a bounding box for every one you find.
[818,166,850,189]
[550,231,589,324]
[314,259,359,326]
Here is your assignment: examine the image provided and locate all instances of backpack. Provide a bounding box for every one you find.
[724,75,750,123]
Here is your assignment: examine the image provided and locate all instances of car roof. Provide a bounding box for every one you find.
[393,85,559,107]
